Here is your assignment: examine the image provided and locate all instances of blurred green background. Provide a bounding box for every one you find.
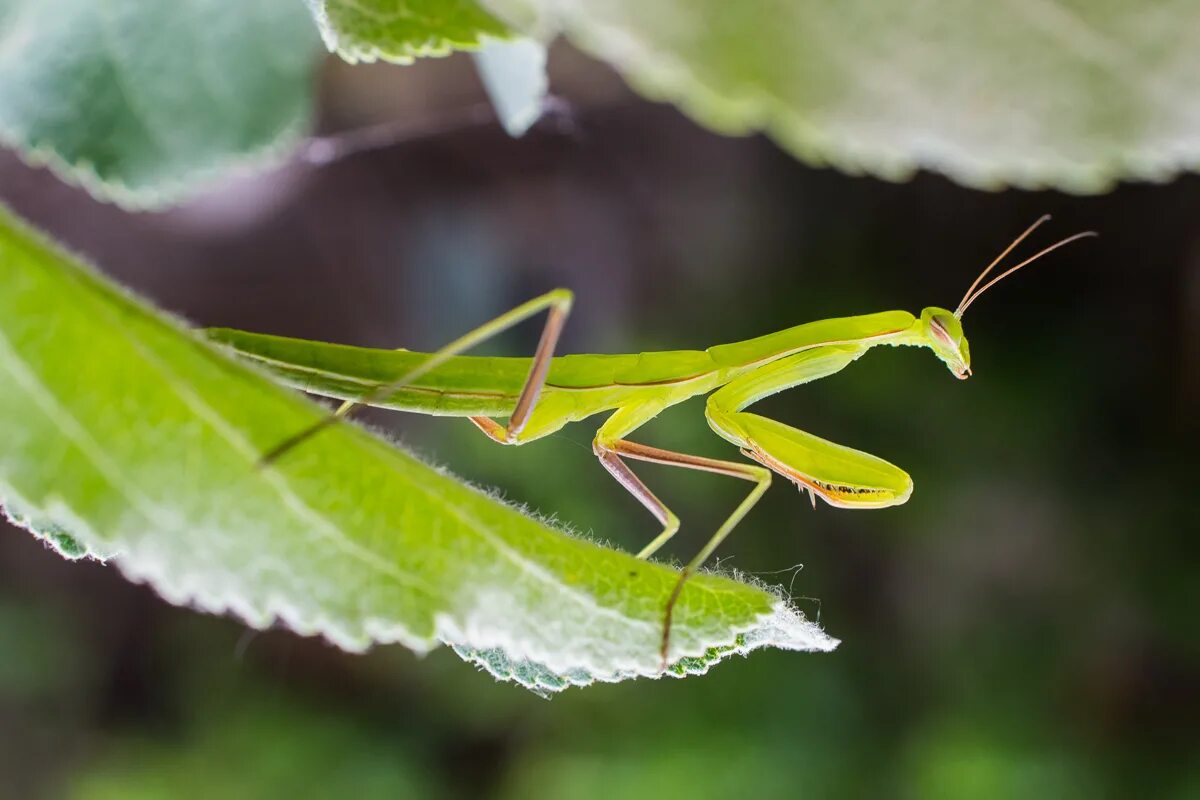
[1,46,1197,799]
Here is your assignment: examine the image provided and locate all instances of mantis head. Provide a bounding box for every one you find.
[920,215,1096,381]
[919,307,972,379]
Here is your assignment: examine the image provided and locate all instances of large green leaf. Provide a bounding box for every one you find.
[0,206,834,693]
[477,0,1200,191]
[0,0,320,207]
[306,0,510,63]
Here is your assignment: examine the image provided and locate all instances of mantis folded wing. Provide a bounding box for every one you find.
[207,217,1094,665]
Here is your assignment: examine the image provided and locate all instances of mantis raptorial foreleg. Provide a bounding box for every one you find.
[705,344,913,509]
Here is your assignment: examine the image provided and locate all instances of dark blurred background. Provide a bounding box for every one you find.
[1,44,1197,799]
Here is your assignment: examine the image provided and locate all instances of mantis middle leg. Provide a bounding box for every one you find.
[592,402,773,665]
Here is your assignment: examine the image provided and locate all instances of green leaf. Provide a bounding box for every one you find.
[0,206,835,694]
[479,0,1200,192]
[305,0,511,63]
[454,628,788,698]
[0,0,321,207]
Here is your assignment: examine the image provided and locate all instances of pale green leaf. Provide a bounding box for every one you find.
[305,0,510,63]
[454,624,797,698]
[0,0,321,208]
[473,36,548,136]
[480,0,1200,192]
[0,206,835,694]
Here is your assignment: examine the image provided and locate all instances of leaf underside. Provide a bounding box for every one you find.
[476,0,1200,192]
[0,206,835,694]
[0,0,321,207]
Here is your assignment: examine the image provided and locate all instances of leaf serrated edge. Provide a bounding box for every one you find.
[0,106,315,211]
[450,597,839,695]
[306,0,514,66]
[482,3,1200,194]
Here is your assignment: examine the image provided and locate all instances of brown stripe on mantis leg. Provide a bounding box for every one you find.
[616,441,772,668]
[591,403,772,668]
[593,444,680,559]
[259,289,573,465]
[467,288,573,444]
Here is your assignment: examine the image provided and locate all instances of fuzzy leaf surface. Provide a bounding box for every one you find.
[0,207,835,693]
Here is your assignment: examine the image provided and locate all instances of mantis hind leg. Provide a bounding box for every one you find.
[464,289,574,444]
[705,344,913,509]
[592,403,772,666]
[260,289,573,463]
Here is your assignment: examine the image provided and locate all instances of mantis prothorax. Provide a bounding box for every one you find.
[208,216,1094,665]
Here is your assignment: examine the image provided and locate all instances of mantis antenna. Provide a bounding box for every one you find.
[955,214,1052,314]
[955,223,1097,318]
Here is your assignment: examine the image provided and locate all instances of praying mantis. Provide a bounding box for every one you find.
[207,216,1094,665]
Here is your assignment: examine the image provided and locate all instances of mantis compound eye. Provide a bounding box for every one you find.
[929,315,956,349]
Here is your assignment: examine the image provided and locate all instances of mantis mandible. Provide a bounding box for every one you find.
[209,216,1094,665]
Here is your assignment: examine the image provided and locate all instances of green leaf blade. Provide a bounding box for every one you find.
[0,0,321,207]
[0,207,835,693]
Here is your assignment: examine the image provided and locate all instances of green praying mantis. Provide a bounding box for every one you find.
[207,215,1094,665]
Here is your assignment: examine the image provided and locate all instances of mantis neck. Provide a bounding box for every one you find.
[707,310,919,369]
